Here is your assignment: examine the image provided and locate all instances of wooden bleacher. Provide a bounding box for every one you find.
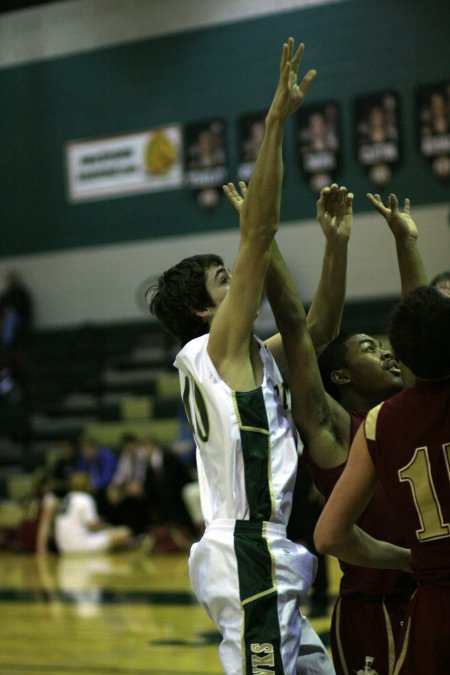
[0,318,180,498]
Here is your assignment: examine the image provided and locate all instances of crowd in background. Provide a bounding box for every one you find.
[18,431,198,557]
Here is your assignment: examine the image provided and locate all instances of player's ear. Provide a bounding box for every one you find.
[330,368,351,386]
[192,307,214,320]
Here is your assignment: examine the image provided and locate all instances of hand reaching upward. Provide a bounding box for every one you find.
[267,37,317,124]
[222,181,248,214]
[316,183,354,244]
[367,193,419,241]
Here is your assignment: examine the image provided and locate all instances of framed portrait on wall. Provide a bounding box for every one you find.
[354,91,400,187]
[237,112,266,182]
[296,102,340,191]
[417,81,450,180]
[184,119,228,210]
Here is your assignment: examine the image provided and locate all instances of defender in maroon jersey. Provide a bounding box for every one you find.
[267,193,427,675]
[315,286,450,674]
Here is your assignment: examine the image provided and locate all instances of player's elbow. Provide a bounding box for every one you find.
[276,295,306,330]
[314,520,339,556]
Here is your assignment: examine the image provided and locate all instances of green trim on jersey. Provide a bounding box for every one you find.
[181,373,210,443]
[234,389,274,522]
[234,521,284,674]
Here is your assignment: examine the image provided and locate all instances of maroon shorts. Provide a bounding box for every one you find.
[331,594,409,675]
[394,586,450,674]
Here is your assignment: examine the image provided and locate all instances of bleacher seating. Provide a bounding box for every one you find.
[0,318,180,488]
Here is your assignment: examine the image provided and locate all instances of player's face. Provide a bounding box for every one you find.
[204,264,232,313]
[344,333,403,398]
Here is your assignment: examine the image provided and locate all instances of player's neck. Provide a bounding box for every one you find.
[341,389,383,415]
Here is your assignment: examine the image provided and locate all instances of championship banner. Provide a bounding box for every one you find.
[65,125,183,202]
[184,119,227,210]
[296,102,340,191]
[417,81,450,180]
[354,92,400,187]
[237,112,266,182]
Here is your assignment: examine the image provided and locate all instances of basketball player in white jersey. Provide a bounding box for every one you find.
[150,39,335,674]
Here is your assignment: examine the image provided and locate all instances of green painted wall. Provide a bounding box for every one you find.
[1,0,449,258]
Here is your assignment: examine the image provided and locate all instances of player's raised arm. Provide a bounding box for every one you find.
[208,39,316,388]
[307,184,353,353]
[367,192,428,297]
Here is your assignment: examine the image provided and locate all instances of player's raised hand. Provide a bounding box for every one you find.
[222,181,248,214]
[267,37,317,124]
[316,183,354,243]
[367,193,419,240]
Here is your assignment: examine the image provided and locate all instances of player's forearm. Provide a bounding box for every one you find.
[395,237,428,297]
[316,523,412,572]
[307,239,348,351]
[241,117,285,239]
[266,241,307,333]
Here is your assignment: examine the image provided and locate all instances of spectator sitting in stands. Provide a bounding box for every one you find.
[106,433,150,535]
[55,472,132,554]
[77,436,117,518]
[0,269,33,348]
[30,439,81,556]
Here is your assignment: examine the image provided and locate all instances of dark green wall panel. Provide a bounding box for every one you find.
[1,0,449,257]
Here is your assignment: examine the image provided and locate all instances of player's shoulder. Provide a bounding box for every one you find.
[364,402,385,441]
[365,386,411,441]
[176,334,208,358]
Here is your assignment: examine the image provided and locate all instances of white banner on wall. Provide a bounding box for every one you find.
[65,125,183,202]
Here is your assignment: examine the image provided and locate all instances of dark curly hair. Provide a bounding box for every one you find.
[148,254,224,345]
[388,286,450,380]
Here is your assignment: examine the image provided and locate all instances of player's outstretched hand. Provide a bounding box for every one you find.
[223,181,248,214]
[316,183,354,243]
[267,37,317,124]
[367,193,419,240]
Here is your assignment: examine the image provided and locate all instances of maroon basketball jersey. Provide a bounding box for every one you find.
[307,410,415,597]
[366,379,450,585]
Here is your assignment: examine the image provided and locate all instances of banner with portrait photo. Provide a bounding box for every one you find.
[354,92,400,187]
[417,81,450,180]
[184,119,228,210]
[237,112,266,182]
[296,102,340,191]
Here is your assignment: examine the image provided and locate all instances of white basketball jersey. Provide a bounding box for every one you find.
[55,492,98,551]
[174,334,300,527]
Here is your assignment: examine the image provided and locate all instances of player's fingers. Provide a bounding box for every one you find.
[389,194,399,212]
[404,197,411,213]
[291,41,305,73]
[338,185,348,202]
[223,183,239,200]
[279,42,289,76]
[366,193,386,214]
[299,69,317,95]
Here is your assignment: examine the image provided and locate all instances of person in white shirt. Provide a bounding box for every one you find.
[55,473,132,554]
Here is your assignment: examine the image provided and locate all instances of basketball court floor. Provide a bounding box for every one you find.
[0,550,340,674]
